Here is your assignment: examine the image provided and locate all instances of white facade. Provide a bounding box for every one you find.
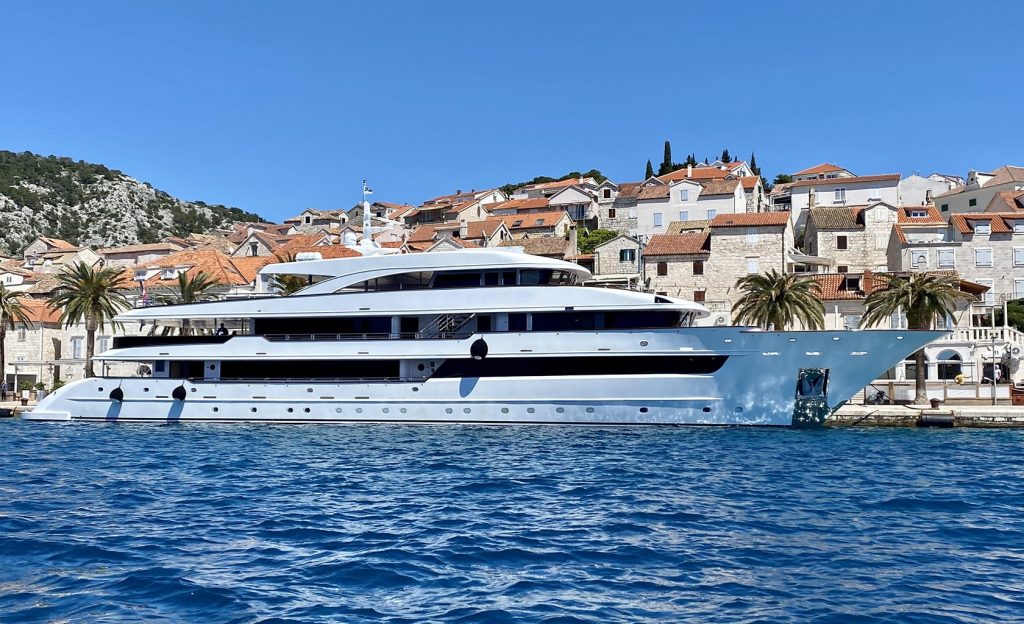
[789,176,900,233]
[898,174,955,207]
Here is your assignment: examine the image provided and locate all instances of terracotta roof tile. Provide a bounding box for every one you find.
[666,220,711,234]
[487,211,570,230]
[38,236,77,250]
[17,297,63,324]
[793,163,847,176]
[643,232,710,256]
[487,198,551,212]
[937,166,1024,199]
[700,178,741,196]
[739,176,761,191]
[710,212,791,228]
[896,205,945,224]
[949,213,1017,234]
[984,190,1024,213]
[228,256,273,283]
[408,225,438,243]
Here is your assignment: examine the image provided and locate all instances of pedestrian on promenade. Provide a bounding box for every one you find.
[1,379,7,402]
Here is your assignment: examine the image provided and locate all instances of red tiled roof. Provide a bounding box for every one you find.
[144,249,253,286]
[700,178,741,196]
[17,297,63,324]
[228,256,274,284]
[793,163,847,176]
[487,211,570,230]
[38,236,77,250]
[464,220,506,240]
[739,176,761,191]
[643,232,710,256]
[896,205,945,224]
[949,213,1016,234]
[710,212,791,228]
[984,190,1024,213]
[789,174,900,188]
[487,198,551,212]
[408,225,438,243]
[809,273,872,300]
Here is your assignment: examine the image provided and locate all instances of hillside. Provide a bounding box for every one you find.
[0,150,263,255]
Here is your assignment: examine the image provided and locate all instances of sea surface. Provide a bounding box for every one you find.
[1,422,1023,623]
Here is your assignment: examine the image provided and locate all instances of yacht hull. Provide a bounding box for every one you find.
[26,329,944,427]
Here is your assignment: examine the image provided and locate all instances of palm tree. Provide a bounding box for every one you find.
[158,271,221,335]
[732,269,824,330]
[47,262,130,378]
[860,272,973,404]
[270,252,308,296]
[0,286,33,388]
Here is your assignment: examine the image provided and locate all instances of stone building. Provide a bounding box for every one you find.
[602,182,640,234]
[803,202,901,272]
[642,232,711,307]
[592,235,640,277]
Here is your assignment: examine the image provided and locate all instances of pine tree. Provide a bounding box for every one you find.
[685,153,698,167]
[704,157,709,165]
[721,149,732,163]
[645,159,654,179]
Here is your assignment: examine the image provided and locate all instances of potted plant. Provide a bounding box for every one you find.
[34,382,47,402]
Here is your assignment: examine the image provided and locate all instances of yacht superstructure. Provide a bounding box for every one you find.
[28,249,941,426]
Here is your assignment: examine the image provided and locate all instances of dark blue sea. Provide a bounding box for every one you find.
[1,422,1023,623]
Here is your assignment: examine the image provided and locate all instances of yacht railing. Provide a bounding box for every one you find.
[262,330,474,341]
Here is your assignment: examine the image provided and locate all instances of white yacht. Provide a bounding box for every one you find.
[28,249,940,426]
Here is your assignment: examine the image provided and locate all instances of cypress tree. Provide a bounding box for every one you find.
[663,141,672,169]
[645,159,654,179]
[721,149,732,163]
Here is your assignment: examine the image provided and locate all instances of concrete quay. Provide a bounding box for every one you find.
[829,403,1024,428]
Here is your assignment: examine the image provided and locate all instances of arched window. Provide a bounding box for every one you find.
[936,350,962,380]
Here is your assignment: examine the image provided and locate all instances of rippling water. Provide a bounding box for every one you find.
[2,422,1023,623]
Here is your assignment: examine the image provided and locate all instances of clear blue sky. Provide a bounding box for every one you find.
[2,1,1022,222]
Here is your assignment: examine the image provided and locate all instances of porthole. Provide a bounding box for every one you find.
[640,340,649,347]
[335,408,343,414]
[702,406,711,413]
[304,408,311,413]
[287,407,293,413]
[463,408,471,414]
[208,364,215,370]
[734,406,743,413]
[98,387,104,392]
[191,387,197,392]
[212,407,219,413]
[586,407,595,413]
[382,408,389,414]
[412,387,419,392]
[307,388,314,393]
[400,408,407,414]
[556,407,565,414]
[639,407,648,413]
[501,408,509,414]
[527,407,535,414]
[143,387,150,392]
[251,407,258,413]
[445,408,453,414]
[356,408,363,414]
[417,363,425,371]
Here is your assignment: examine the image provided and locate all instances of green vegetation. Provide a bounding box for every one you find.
[157,271,221,334]
[47,262,130,377]
[270,252,309,295]
[577,228,619,254]
[995,301,1024,333]
[861,273,974,403]
[732,270,824,331]
[499,169,608,197]
[0,285,33,389]
[645,159,654,179]
[773,173,793,185]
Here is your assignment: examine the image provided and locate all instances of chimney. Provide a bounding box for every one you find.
[687,164,693,178]
[456,188,462,195]
[459,219,468,238]
[925,189,933,204]
[863,269,873,295]
[568,225,578,258]
[809,187,816,209]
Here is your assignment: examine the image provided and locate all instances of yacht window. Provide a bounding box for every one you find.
[508,313,527,332]
[433,272,484,288]
[484,272,500,286]
[520,269,553,285]
[501,271,517,285]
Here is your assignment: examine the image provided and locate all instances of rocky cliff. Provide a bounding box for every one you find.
[0,150,263,255]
